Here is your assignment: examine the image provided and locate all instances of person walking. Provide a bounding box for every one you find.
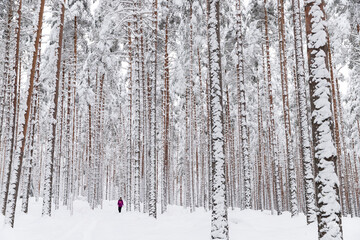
[118,197,124,213]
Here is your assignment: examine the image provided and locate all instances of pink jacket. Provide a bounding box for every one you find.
[118,200,124,207]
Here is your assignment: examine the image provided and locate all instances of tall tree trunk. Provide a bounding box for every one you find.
[292,0,316,224]
[264,0,281,215]
[87,71,93,208]
[0,0,14,216]
[134,2,141,212]
[327,34,347,217]
[4,0,45,227]
[257,78,263,211]
[55,57,66,209]
[149,0,158,219]
[335,76,349,215]
[42,0,66,216]
[305,0,343,239]
[161,0,170,214]
[208,0,229,239]
[126,23,133,212]
[277,0,298,216]
[22,36,42,214]
[236,0,251,209]
[64,58,72,206]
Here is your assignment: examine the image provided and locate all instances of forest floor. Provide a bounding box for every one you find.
[0,198,359,240]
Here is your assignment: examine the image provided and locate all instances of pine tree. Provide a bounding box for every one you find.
[305,0,343,239]
[161,0,170,214]
[4,0,45,227]
[235,0,251,209]
[149,0,158,219]
[22,33,42,214]
[264,0,282,215]
[292,0,316,224]
[133,0,141,211]
[277,0,298,217]
[0,0,14,216]
[42,0,66,216]
[208,0,228,239]
[126,21,133,212]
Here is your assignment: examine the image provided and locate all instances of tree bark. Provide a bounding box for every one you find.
[42,0,66,216]
[5,0,45,227]
[305,0,343,239]
[208,0,229,239]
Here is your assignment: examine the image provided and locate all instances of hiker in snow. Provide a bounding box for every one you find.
[118,197,124,213]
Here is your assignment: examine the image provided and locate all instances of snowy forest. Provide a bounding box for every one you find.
[0,0,359,239]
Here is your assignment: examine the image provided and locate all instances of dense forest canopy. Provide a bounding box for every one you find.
[0,0,359,239]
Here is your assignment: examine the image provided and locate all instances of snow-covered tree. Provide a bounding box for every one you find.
[292,0,316,224]
[304,0,343,239]
[208,0,229,239]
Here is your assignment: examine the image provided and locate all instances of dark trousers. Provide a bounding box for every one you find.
[118,206,122,213]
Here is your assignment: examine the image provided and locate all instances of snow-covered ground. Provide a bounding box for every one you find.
[0,199,359,240]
